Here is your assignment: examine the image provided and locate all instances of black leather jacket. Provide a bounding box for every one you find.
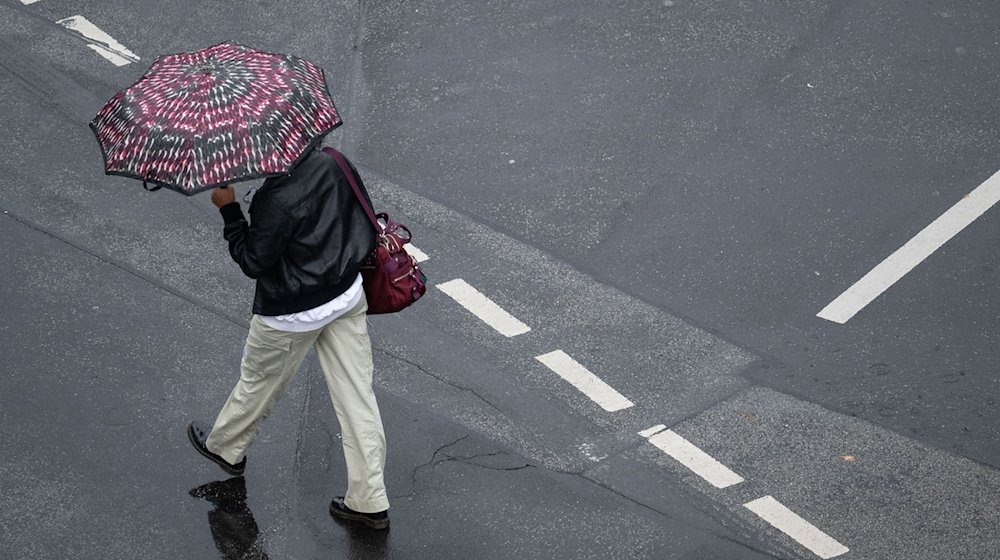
[219,149,376,316]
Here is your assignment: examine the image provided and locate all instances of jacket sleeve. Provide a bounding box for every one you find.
[218,200,292,279]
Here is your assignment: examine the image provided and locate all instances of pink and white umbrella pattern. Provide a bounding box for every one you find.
[90,41,342,195]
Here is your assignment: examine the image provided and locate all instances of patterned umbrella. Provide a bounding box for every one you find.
[90,41,341,195]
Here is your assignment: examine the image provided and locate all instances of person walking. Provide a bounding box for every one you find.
[186,147,391,530]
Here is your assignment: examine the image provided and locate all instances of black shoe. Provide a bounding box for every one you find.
[188,421,246,477]
[329,498,390,530]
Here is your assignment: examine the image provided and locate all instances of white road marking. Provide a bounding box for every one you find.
[536,350,633,412]
[436,279,530,337]
[406,244,429,263]
[640,427,744,488]
[744,496,849,559]
[56,16,140,66]
[85,44,132,67]
[818,169,1000,323]
[19,0,43,5]
[638,424,667,438]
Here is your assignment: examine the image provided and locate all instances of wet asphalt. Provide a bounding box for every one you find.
[3,1,1000,559]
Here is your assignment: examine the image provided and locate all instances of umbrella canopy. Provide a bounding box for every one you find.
[90,41,342,195]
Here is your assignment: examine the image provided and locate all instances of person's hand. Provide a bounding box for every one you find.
[211,185,236,208]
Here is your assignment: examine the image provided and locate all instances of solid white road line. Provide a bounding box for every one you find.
[744,496,849,559]
[818,169,1000,323]
[56,16,140,66]
[406,244,429,263]
[536,350,634,412]
[436,279,530,337]
[640,427,744,488]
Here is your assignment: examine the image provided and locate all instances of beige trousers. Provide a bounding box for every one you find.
[205,295,389,513]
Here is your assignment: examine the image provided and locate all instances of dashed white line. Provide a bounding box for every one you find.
[436,278,531,337]
[56,16,140,66]
[639,427,744,488]
[536,350,633,412]
[744,496,849,559]
[406,243,429,263]
[818,169,1000,323]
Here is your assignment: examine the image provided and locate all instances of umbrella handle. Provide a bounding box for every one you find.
[142,180,162,192]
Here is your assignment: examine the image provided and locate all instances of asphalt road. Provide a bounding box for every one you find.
[2,1,999,559]
[352,0,1000,465]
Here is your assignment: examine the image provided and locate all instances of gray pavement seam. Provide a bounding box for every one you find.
[0,29,103,124]
[3,1,113,62]
[337,0,370,155]
[373,345,509,417]
[289,364,316,497]
[0,205,250,331]
[572,470,781,560]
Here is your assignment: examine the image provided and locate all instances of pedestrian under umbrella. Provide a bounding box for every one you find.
[91,41,392,530]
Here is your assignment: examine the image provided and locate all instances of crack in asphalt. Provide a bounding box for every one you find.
[391,435,533,501]
[444,450,533,472]
[391,435,468,500]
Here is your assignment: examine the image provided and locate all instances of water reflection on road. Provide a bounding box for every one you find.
[190,476,390,559]
[190,477,269,560]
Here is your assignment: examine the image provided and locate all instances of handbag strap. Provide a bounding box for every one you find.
[322,147,381,232]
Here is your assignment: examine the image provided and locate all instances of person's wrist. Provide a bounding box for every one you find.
[219,202,244,224]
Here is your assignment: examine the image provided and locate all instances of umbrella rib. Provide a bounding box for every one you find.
[139,70,199,186]
[243,75,296,173]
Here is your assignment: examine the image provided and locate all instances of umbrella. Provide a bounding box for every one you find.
[90,41,341,195]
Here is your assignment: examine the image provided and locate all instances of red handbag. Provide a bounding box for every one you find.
[322,147,427,314]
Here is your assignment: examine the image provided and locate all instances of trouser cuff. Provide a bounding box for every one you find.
[345,496,390,513]
[206,432,245,466]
